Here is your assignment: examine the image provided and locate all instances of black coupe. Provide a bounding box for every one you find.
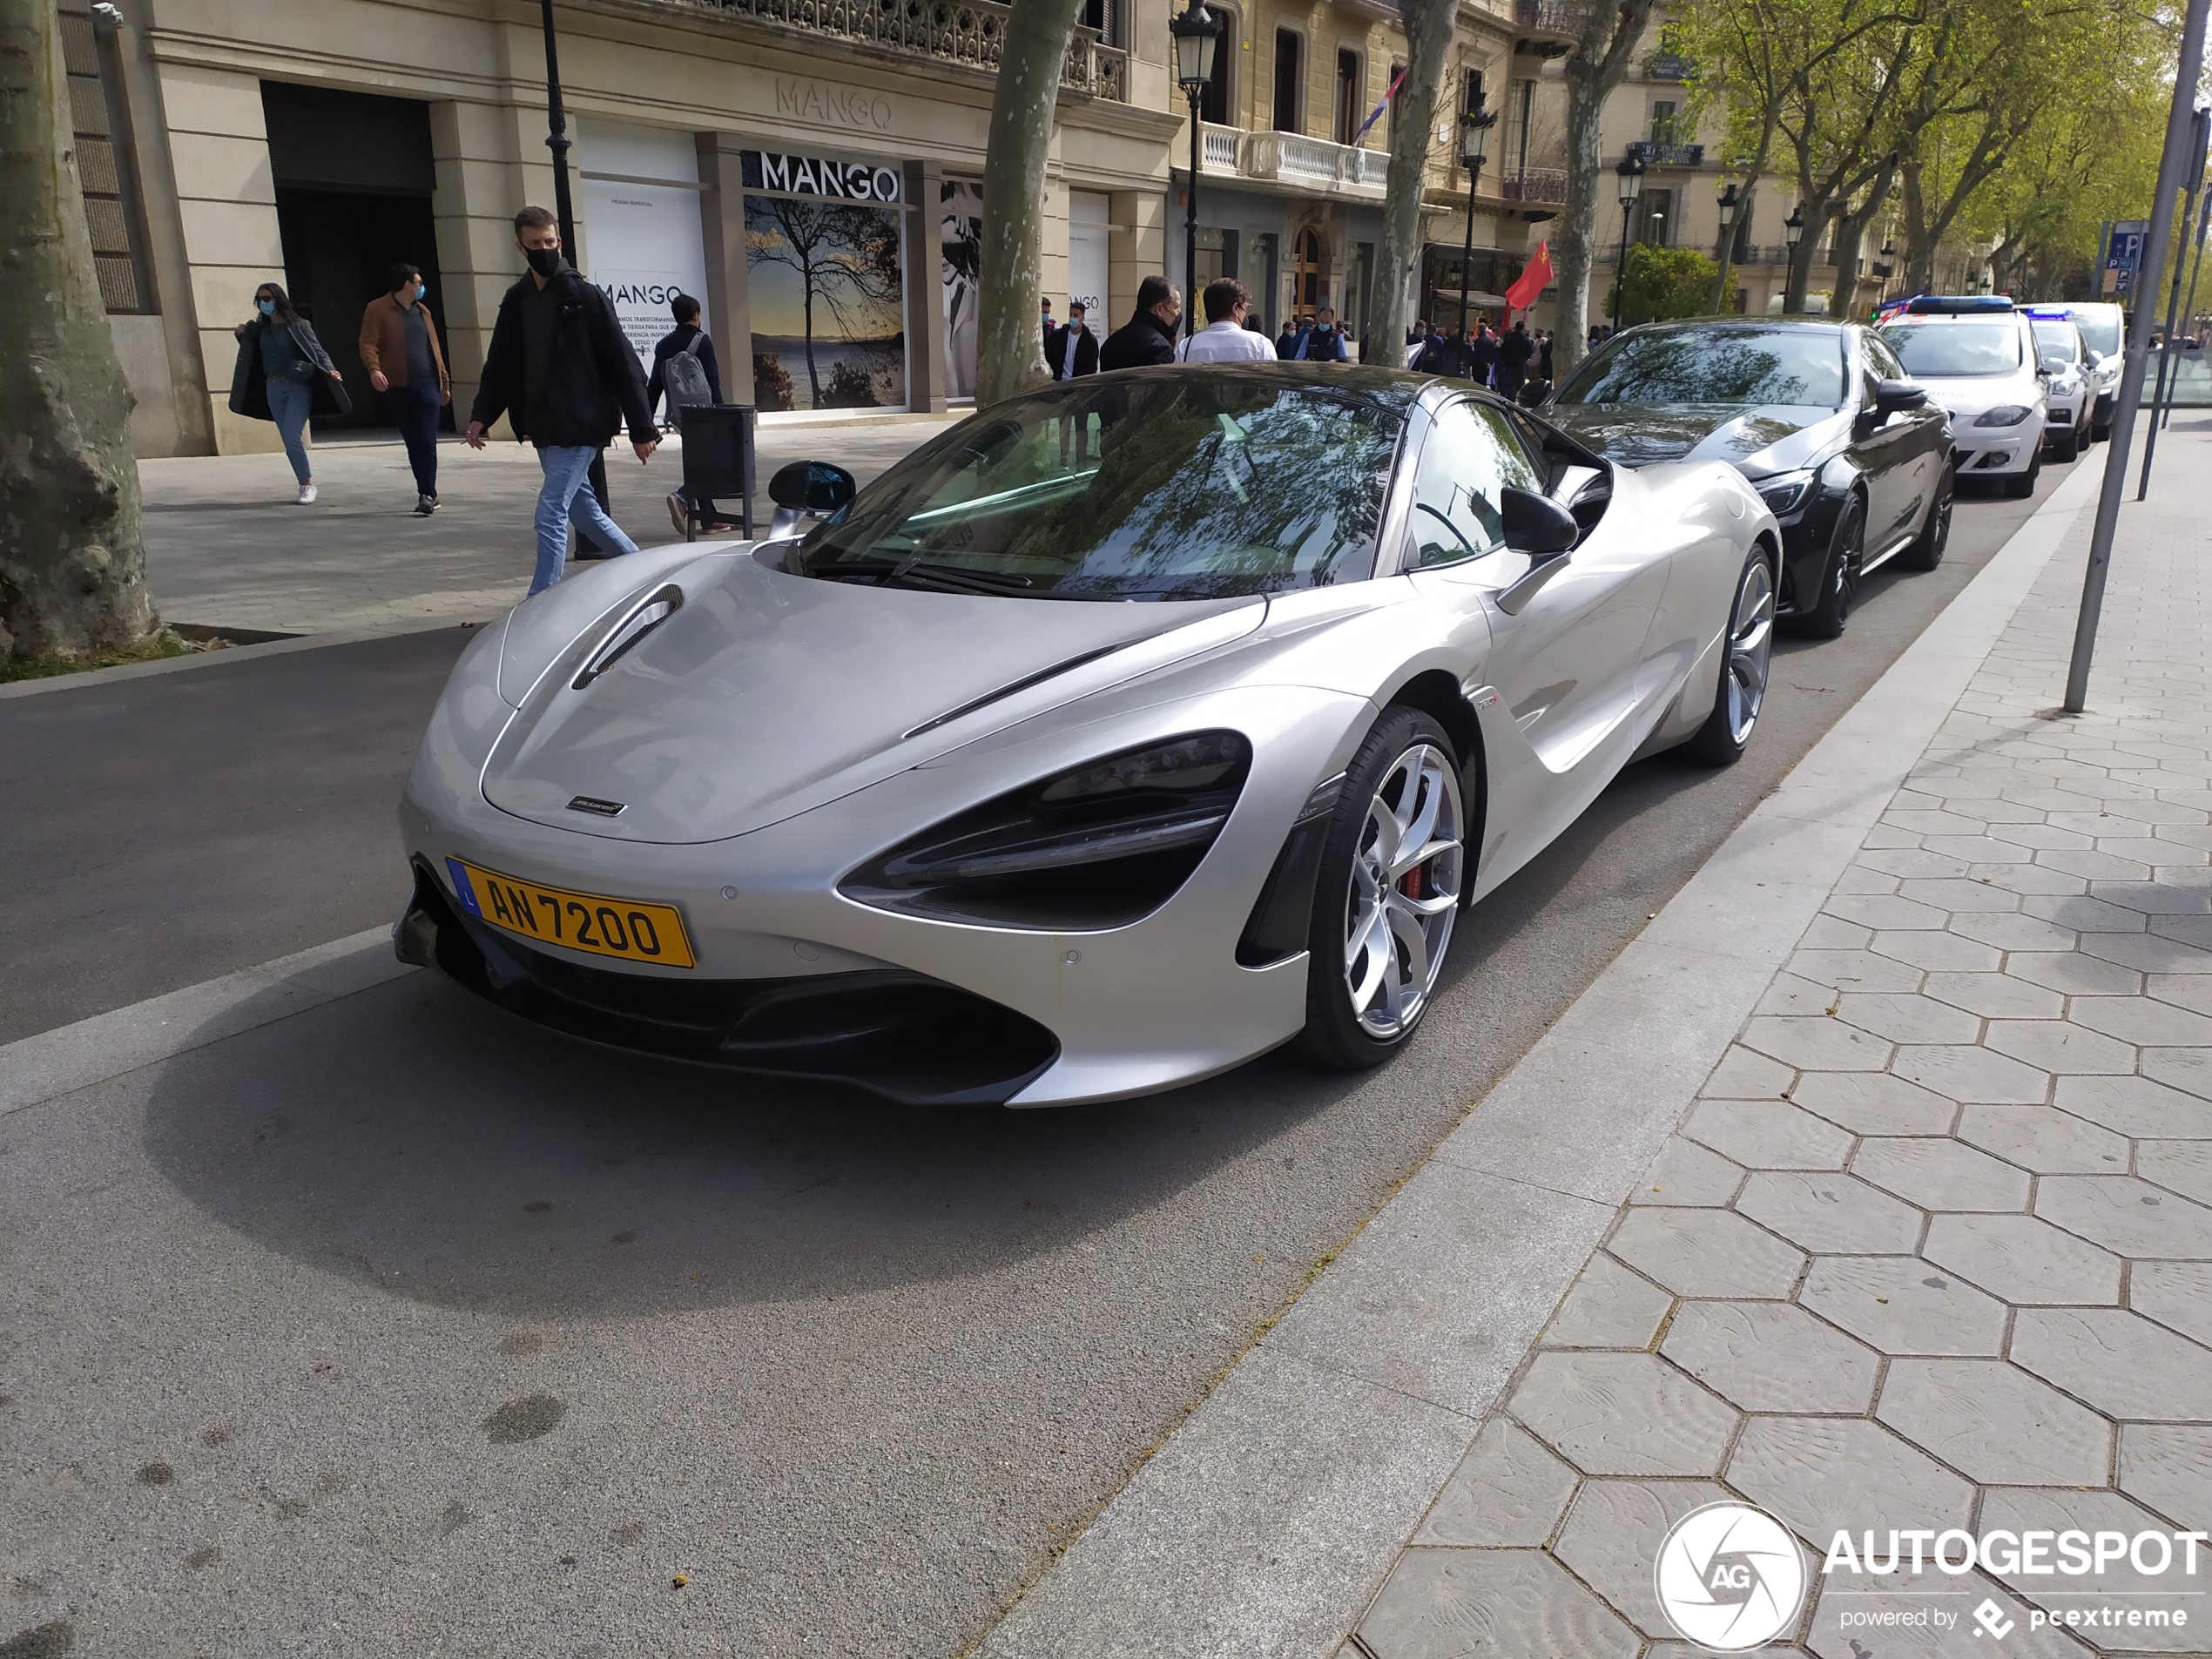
[1543,320,1954,637]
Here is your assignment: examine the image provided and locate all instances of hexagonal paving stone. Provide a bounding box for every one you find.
[1923,970,2066,1020]
[1800,914,1876,951]
[2010,1307,2212,1420]
[1982,1018,2140,1076]
[2035,1175,2212,1258]
[2036,846,2156,881]
[1896,877,2023,914]
[1971,861,2092,898]
[1413,1419,1580,1548]
[2139,1140,2212,1205]
[1740,1017,1894,1073]
[1851,1137,2033,1211]
[2067,994,2212,1047]
[1681,1099,1855,1170]
[1703,1043,1799,1099]
[1859,847,1974,880]
[1553,1478,1734,1639]
[1541,1251,1675,1350]
[1786,948,1925,993]
[1804,1576,2087,1659]
[1978,1487,2202,1649]
[2134,1260,2212,1348]
[1736,1171,1924,1254]
[1874,1358,2112,1485]
[2026,893,2151,933]
[1607,1206,1806,1299]
[2080,933,2210,974]
[1833,992,1982,1047]
[1833,865,1903,896]
[2143,1046,2212,1101]
[1508,1352,1739,1477]
[1629,1134,1748,1208]
[1787,1071,1958,1136]
[1947,912,2085,953]
[1757,973,1844,1018]
[2092,880,2212,918]
[2006,950,2144,995]
[1798,1256,2008,1355]
[1729,1416,1973,1546]
[1660,1298,1880,1413]
[1354,1547,1641,1659]
[1957,1103,2131,1173]
[2055,1074,2212,1137]
[1891,1043,2053,1105]
[2148,972,2212,1015]
[2118,1423,2212,1533]
[1871,930,2005,973]
[1921,1212,2123,1305]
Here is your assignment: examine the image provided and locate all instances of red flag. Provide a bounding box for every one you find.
[1504,241,1554,314]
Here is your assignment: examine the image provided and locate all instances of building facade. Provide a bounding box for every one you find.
[68,0,1179,456]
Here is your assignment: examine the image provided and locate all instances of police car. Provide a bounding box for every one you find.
[1878,297,2048,497]
[2024,307,2095,461]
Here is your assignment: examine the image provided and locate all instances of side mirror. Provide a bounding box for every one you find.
[768,460,857,516]
[2087,349,2107,368]
[2040,355,2073,376]
[1872,377,1928,415]
[1501,486,1579,557]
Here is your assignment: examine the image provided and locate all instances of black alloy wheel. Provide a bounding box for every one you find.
[1898,462,1953,573]
[1295,707,1466,1070]
[1795,494,1862,640]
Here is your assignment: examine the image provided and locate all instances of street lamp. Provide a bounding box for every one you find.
[1709,179,1740,314]
[1612,152,1645,328]
[1455,89,1498,339]
[538,0,577,251]
[1784,202,1805,252]
[1170,0,1222,338]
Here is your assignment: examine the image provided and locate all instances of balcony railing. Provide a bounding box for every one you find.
[1514,0,1588,34]
[1244,130,1384,196]
[702,0,1130,99]
[1201,122,1242,173]
[1500,167,1568,206]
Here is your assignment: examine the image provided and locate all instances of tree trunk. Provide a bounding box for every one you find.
[976,0,1079,408]
[1899,160,1937,293]
[1826,164,1893,322]
[1710,118,1777,314]
[1554,0,1657,377]
[1371,0,1456,363]
[0,0,152,663]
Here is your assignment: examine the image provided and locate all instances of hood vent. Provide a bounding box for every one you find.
[573,584,684,690]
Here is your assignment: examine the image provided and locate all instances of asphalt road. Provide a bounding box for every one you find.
[0,459,2071,1657]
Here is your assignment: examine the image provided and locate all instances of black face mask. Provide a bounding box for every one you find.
[525,246,563,280]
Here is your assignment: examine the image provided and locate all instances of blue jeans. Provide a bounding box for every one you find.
[533,444,637,595]
[266,376,313,485]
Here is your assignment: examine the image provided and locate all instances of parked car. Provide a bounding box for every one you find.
[1541,318,1952,639]
[2047,300,2126,438]
[395,367,1779,1106]
[2024,307,2095,459]
[1879,296,2048,498]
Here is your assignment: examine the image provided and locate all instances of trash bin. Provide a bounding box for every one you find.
[676,404,757,540]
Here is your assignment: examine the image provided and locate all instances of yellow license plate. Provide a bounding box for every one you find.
[446,857,697,968]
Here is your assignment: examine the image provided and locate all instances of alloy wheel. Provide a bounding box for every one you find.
[1342,743,1464,1040]
[1720,556,1776,746]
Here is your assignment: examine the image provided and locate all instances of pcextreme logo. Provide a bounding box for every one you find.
[1654,1501,1810,1651]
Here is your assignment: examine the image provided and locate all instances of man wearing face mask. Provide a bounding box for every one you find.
[359,262,451,516]
[465,206,659,596]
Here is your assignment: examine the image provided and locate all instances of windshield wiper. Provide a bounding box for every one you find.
[807,554,1041,597]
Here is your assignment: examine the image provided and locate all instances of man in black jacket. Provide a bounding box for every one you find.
[1495,320,1535,401]
[1097,275,1182,371]
[1049,300,1101,380]
[648,293,732,535]
[465,206,660,596]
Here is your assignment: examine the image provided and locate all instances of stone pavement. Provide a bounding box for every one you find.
[1342,444,2212,1654]
[140,415,955,638]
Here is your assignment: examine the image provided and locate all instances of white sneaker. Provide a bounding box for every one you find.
[294,482,318,505]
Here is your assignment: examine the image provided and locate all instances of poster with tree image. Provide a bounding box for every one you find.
[745,195,906,411]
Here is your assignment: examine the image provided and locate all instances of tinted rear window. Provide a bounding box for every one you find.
[1556,327,1846,408]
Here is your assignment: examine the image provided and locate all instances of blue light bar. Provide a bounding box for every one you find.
[1905,294,2016,314]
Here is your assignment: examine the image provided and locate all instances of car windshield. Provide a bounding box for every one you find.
[1881,320,2022,376]
[2032,322,2080,362]
[1554,327,1846,408]
[792,374,1410,601]
[2071,310,2123,356]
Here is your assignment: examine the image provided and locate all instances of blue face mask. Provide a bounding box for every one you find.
[415,283,426,300]
[258,299,275,316]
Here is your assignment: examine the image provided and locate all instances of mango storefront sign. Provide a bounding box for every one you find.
[742,150,904,204]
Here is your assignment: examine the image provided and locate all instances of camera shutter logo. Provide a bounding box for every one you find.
[1654,1501,1808,1650]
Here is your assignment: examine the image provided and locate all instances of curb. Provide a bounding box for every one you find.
[0,617,486,701]
[972,455,2107,1659]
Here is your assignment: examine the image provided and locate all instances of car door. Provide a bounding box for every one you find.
[1863,328,1945,539]
[1406,397,1666,791]
[1844,330,1918,554]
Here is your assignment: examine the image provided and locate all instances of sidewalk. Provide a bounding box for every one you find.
[140,418,956,638]
[979,422,2212,1657]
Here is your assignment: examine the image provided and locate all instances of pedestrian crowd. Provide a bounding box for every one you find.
[226,218,1561,598]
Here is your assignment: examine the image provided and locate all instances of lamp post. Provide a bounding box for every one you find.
[1612,153,1645,329]
[1170,1,1222,338]
[1782,202,1804,312]
[1709,180,1738,314]
[538,0,577,251]
[1456,89,1497,338]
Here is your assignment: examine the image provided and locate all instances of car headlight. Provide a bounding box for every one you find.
[1974,405,2033,427]
[1753,469,1817,515]
[840,732,1253,930]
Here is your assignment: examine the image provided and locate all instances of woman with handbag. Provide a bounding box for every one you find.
[229,282,350,503]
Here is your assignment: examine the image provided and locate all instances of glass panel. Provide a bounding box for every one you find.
[1409,401,1541,569]
[746,196,907,412]
[1879,320,2024,377]
[1556,325,1848,408]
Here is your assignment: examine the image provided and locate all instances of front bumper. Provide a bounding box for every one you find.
[1950,428,2036,475]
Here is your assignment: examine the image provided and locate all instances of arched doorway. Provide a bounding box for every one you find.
[1291,227,1325,321]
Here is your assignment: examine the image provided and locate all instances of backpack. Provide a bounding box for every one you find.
[663,333,712,409]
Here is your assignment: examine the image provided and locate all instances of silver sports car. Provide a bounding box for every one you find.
[395,366,1778,1106]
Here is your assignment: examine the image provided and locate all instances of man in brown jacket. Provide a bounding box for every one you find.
[359,262,451,515]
